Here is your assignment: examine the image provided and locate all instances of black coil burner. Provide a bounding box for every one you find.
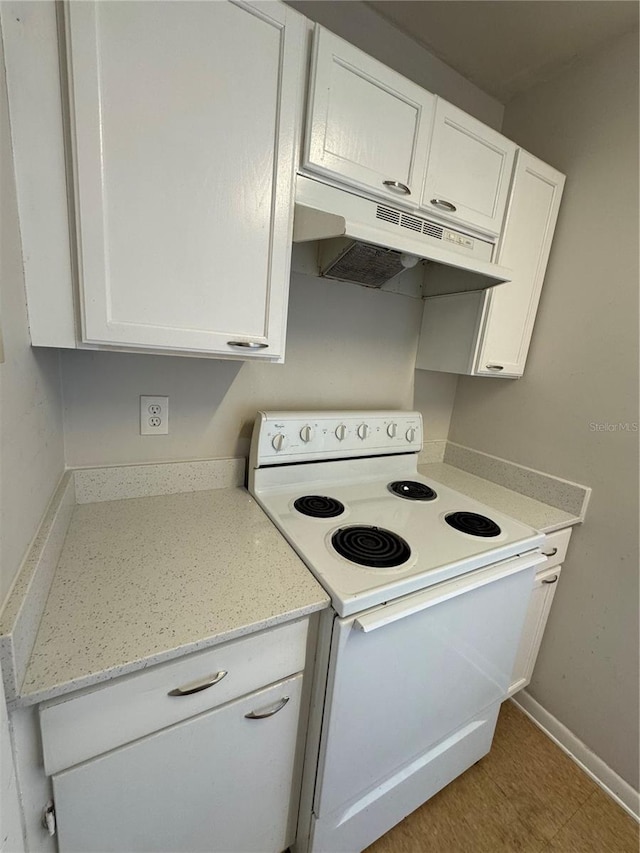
[293,495,345,519]
[331,526,411,568]
[445,512,501,538]
[388,480,437,501]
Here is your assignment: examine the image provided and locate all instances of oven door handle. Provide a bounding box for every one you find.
[353,552,546,633]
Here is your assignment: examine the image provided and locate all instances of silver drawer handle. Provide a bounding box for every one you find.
[383,180,411,195]
[542,575,559,584]
[245,696,289,719]
[168,670,227,696]
[430,198,457,212]
[542,547,558,557]
[227,341,268,349]
[486,364,504,371]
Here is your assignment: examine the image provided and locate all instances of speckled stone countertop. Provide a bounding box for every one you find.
[20,487,329,705]
[419,463,580,533]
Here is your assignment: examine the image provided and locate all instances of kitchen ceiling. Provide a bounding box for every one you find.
[367,1,639,102]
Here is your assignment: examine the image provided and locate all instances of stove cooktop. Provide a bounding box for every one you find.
[249,411,544,616]
[253,460,542,616]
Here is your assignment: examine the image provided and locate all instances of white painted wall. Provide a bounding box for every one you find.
[0,31,65,604]
[448,30,639,790]
[62,270,427,466]
[286,0,504,129]
[0,32,64,848]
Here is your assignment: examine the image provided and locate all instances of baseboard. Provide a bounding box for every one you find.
[511,692,639,822]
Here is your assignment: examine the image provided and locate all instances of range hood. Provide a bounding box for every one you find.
[294,176,512,293]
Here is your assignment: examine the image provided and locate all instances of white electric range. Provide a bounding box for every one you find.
[249,410,546,853]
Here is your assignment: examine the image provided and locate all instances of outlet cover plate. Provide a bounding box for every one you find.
[140,396,169,435]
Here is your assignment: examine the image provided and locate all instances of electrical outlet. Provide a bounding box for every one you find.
[140,396,169,435]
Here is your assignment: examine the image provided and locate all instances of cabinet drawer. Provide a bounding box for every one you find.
[40,618,309,775]
[540,527,572,570]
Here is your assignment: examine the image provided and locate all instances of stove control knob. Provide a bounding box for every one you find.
[387,422,397,438]
[335,424,347,441]
[300,425,314,443]
[271,433,287,452]
[357,423,369,440]
[405,426,416,443]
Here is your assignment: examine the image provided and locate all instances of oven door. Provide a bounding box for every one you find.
[310,551,544,852]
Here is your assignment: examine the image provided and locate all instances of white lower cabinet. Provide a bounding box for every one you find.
[508,566,561,696]
[416,150,565,378]
[52,675,303,853]
[508,528,571,695]
[38,619,311,853]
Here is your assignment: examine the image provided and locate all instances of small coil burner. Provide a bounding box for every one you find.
[294,495,345,519]
[331,526,411,568]
[388,480,437,501]
[445,512,501,538]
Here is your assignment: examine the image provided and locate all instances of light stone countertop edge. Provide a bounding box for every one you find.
[15,486,330,708]
[418,462,581,533]
[16,601,328,709]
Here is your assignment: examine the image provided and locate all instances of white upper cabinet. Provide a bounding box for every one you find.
[420,99,516,236]
[4,0,305,360]
[475,152,565,375]
[302,30,515,237]
[65,0,305,359]
[302,27,435,206]
[416,150,565,378]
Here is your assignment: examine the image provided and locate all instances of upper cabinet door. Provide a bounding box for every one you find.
[303,27,435,207]
[64,0,305,359]
[475,151,565,376]
[421,99,516,236]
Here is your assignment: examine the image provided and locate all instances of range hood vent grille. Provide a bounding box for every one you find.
[400,214,422,233]
[375,205,400,225]
[423,221,444,239]
[321,242,405,288]
[376,205,445,241]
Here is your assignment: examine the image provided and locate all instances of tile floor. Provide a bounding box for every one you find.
[365,701,639,852]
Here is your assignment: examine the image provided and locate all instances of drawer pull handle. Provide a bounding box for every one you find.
[430,198,457,212]
[542,575,559,585]
[542,547,558,557]
[486,364,504,371]
[245,696,289,719]
[383,180,411,195]
[227,341,268,349]
[168,670,227,696]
